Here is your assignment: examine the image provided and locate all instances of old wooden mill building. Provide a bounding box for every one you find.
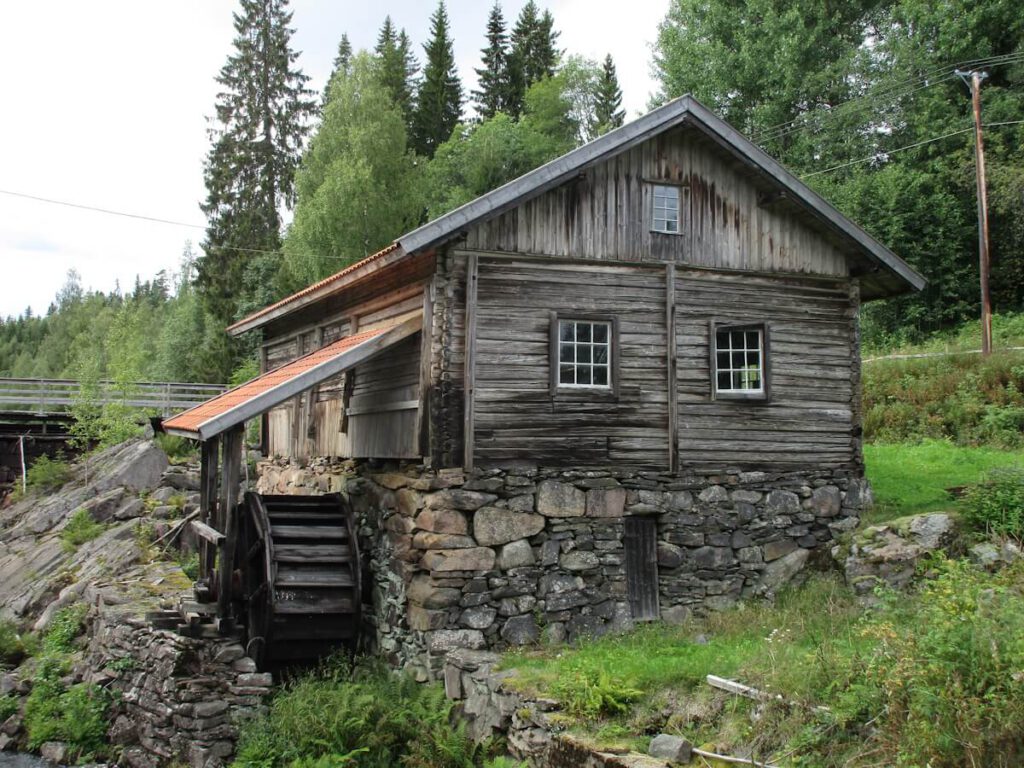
[164,96,924,671]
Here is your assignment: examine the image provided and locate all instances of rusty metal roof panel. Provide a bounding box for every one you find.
[163,316,421,441]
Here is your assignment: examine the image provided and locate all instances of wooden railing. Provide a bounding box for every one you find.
[0,378,227,417]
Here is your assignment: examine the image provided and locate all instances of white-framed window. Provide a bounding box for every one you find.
[651,184,680,233]
[557,319,612,388]
[713,326,766,396]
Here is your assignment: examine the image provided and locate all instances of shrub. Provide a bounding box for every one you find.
[43,604,89,654]
[0,620,31,667]
[233,656,495,768]
[60,509,106,552]
[962,467,1024,541]
[179,551,200,580]
[24,656,109,760]
[155,432,198,462]
[549,664,643,719]
[25,455,70,494]
[0,694,17,721]
[820,558,1024,766]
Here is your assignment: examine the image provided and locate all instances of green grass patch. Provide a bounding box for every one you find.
[864,440,1024,521]
[24,656,109,761]
[42,604,89,655]
[0,619,33,667]
[500,561,1024,766]
[0,694,17,721]
[233,657,504,768]
[59,509,107,552]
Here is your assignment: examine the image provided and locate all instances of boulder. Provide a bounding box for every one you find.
[427,629,486,654]
[586,487,626,517]
[763,539,797,562]
[656,541,684,569]
[415,507,468,535]
[497,539,536,570]
[536,480,585,517]
[460,606,498,630]
[907,513,955,550]
[421,547,496,573]
[91,439,169,493]
[474,507,545,546]
[765,490,800,515]
[160,468,200,491]
[559,550,599,571]
[407,576,461,609]
[698,485,729,504]
[649,734,692,762]
[501,615,540,645]
[40,741,69,764]
[810,486,842,517]
[759,548,810,592]
[424,489,497,512]
[79,486,128,522]
[412,532,478,550]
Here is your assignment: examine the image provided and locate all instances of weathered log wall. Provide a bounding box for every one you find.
[463,127,855,278]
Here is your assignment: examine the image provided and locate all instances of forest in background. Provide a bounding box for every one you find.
[0,0,1021,385]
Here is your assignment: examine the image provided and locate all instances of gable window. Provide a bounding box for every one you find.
[651,184,680,233]
[556,318,612,388]
[712,324,768,399]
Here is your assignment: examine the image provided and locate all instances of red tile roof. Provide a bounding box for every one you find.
[226,242,401,334]
[163,326,390,436]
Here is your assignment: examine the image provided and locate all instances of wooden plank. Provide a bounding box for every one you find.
[463,253,479,472]
[666,263,678,473]
[216,426,242,623]
[191,520,225,546]
[417,284,433,458]
[198,439,219,588]
[269,525,349,539]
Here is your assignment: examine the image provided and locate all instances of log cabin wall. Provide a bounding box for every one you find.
[452,124,865,474]
[463,126,855,277]
[260,255,432,461]
[469,254,669,468]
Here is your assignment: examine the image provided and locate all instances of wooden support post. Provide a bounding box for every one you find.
[18,435,27,495]
[666,263,678,473]
[259,345,269,457]
[463,254,479,473]
[417,283,435,459]
[198,438,219,591]
[217,426,243,626]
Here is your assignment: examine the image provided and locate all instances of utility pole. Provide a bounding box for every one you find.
[956,68,992,356]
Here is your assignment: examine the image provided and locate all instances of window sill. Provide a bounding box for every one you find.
[713,391,769,403]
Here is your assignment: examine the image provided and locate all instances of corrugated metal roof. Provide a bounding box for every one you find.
[163,323,404,440]
[226,242,402,335]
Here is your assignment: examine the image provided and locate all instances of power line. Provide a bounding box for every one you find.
[0,188,205,230]
[752,52,1024,145]
[801,119,1024,179]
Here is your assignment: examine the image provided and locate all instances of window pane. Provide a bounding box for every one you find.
[746,330,759,349]
[578,345,591,364]
[560,322,574,342]
[594,324,608,343]
[560,344,574,363]
[594,367,608,386]
[716,331,730,351]
[578,323,591,342]
[717,371,731,390]
[560,365,575,384]
[717,351,729,369]
[577,367,592,385]
[665,219,677,232]
[594,346,608,364]
[731,350,745,369]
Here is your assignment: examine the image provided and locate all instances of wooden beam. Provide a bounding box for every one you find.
[666,263,678,473]
[191,520,226,546]
[216,426,243,625]
[417,284,434,460]
[463,254,479,472]
[198,439,219,589]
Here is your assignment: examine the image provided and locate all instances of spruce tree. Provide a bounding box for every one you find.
[322,33,352,107]
[376,17,419,131]
[197,0,314,356]
[411,1,463,157]
[472,2,509,120]
[594,54,625,134]
[507,1,561,118]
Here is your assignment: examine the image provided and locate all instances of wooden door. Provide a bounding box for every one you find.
[624,516,660,620]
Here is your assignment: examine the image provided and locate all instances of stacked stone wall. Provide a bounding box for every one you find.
[256,458,869,680]
[84,609,271,768]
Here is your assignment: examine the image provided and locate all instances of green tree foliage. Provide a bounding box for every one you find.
[197,0,315,361]
[594,54,625,135]
[322,33,353,107]
[506,1,561,118]
[473,3,510,120]
[411,1,463,157]
[279,53,423,290]
[653,0,1024,344]
[375,17,419,131]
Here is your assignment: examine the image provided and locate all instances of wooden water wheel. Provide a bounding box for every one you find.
[235,491,361,669]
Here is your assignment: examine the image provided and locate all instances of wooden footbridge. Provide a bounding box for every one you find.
[0,377,227,481]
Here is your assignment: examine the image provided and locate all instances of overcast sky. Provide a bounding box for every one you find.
[0,0,667,318]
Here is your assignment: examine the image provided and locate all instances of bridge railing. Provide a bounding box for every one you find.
[0,378,227,417]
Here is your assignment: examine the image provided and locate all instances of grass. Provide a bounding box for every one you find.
[863,310,1024,358]
[864,440,1024,521]
[59,509,107,553]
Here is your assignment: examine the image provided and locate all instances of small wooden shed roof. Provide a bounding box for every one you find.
[228,95,925,337]
[164,317,421,441]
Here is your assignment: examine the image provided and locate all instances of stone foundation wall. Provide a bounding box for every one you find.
[256,458,869,680]
[84,608,271,768]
